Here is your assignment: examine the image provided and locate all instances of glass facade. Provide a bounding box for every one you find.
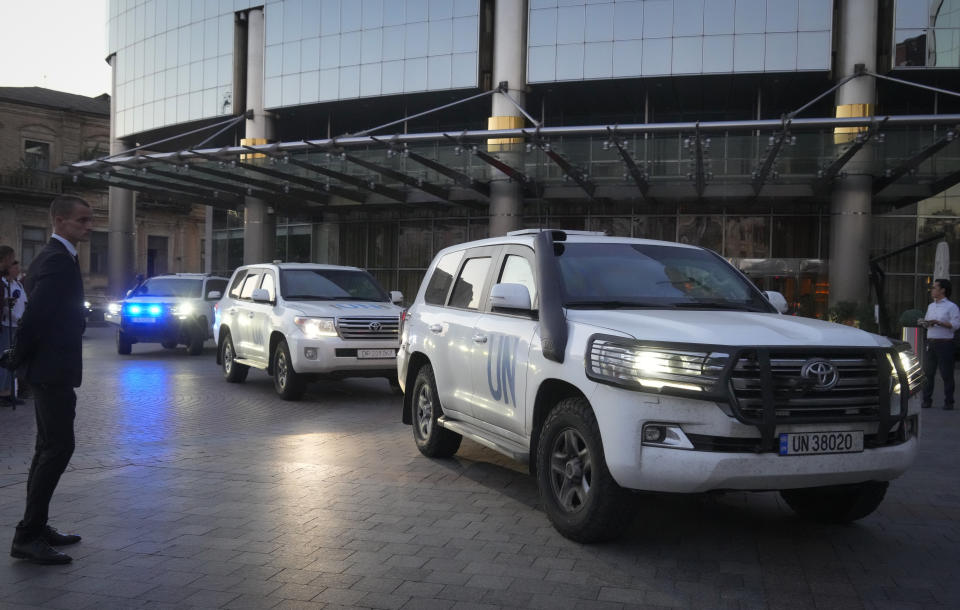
[894,0,960,68]
[527,0,833,82]
[108,0,243,138]
[263,0,480,108]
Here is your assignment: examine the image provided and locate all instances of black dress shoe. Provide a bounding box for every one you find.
[43,526,81,546]
[10,538,72,564]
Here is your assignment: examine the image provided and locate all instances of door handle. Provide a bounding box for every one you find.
[429,324,443,334]
[473,334,488,344]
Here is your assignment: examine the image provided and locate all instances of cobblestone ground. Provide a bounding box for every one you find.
[0,324,958,609]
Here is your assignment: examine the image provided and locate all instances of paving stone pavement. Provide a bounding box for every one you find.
[0,324,958,609]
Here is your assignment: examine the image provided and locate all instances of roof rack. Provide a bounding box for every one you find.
[506,229,606,236]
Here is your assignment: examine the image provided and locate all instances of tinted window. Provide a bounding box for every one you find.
[424,250,464,305]
[449,257,490,310]
[499,255,537,305]
[205,279,227,299]
[133,278,202,298]
[557,243,771,311]
[239,272,263,299]
[279,269,389,301]
[228,270,248,298]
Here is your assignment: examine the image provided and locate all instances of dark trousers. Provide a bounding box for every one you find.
[922,340,956,407]
[17,383,76,540]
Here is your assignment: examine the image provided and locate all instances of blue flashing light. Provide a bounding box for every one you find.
[124,303,164,317]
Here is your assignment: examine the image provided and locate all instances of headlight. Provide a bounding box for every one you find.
[889,348,922,396]
[108,302,121,314]
[587,337,729,393]
[294,316,338,338]
[84,300,91,309]
[171,302,195,317]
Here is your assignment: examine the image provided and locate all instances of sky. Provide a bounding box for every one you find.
[0,0,112,98]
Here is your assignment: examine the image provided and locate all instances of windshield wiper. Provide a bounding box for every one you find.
[565,300,664,309]
[672,301,762,312]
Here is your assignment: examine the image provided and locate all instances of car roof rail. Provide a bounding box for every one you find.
[506,229,605,237]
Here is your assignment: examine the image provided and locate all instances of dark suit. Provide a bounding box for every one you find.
[14,237,84,539]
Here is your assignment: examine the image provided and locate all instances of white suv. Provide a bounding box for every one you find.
[214,262,403,400]
[398,230,923,542]
[105,273,228,355]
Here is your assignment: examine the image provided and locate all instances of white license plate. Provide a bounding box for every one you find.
[779,431,864,456]
[129,317,156,324]
[357,348,396,359]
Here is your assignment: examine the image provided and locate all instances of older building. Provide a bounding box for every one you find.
[0,87,207,311]
[73,0,960,330]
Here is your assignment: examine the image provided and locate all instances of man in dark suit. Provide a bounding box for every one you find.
[9,195,92,564]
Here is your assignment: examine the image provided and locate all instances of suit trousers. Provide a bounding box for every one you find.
[922,340,956,408]
[19,383,76,539]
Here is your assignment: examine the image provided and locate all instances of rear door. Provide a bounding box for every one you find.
[430,246,498,417]
[245,269,276,364]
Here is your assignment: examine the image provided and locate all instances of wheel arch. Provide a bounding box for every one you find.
[267,330,287,375]
[402,351,432,425]
[216,324,232,364]
[529,378,588,474]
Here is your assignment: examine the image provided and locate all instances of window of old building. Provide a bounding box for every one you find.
[23,140,51,170]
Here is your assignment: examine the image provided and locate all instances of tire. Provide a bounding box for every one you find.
[273,338,306,401]
[220,330,248,383]
[161,341,178,349]
[411,365,461,458]
[117,329,133,355]
[536,397,633,543]
[187,318,206,356]
[780,481,889,524]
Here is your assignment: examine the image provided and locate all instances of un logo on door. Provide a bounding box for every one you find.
[800,359,839,390]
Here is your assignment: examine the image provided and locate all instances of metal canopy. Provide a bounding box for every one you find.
[61,114,960,213]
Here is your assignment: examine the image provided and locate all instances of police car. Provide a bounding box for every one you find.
[106,273,228,355]
[398,230,923,542]
[213,262,403,400]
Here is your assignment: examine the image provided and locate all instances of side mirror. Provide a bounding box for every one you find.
[490,283,532,311]
[390,290,403,305]
[206,290,222,300]
[251,288,271,303]
[763,290,789,314]
[125,289,133,297]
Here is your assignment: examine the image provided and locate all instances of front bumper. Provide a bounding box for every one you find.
[119,316,207,342]
[591,385,920,493]
[287,334,399,375]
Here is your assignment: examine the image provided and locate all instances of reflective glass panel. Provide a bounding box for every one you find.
[764,32,797,70]
[734,34,764,71]
[673,0,704,36]
[766,0,799,32]
[429,19,453,55]
[585,3,614,41]
[642,37,671,75]
[556,43,584,80]
[672,36,703,73]
[735,0,766,33]
[529,8,558,46]
[557,5,585,44]
[702,35,734,72]
[614,1,644,40]
[584,42,613,78]
[529,45,557,81]
[453,16,478,52]
[643,0,673,38]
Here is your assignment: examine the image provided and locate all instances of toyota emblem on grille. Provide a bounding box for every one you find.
[368,321,382,332]
[800,359,839,390]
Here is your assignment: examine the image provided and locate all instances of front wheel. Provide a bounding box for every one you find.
[187,318,206,356]
[780,481,889,523]
[536,397,633,543]
[220,330,248,383]
[411,365,461,457]
[117,330,133,355]
[273,339,306,401]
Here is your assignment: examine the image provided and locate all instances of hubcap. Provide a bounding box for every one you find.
[549,428,592,513]
[223,341,233,373]
[416,383,433,439]
[277,351,288,387]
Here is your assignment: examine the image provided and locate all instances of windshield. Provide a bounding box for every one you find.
[279,269,389,301]
[132,278,202,298]
[556,243,772,312]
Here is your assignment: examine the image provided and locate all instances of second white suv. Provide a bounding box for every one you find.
[214,263,404,400]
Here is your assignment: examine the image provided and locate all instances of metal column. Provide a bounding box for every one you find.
[829,0,878,307]
[488,0,528,236]
[242,8,276,265]
[107,53,136,298]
